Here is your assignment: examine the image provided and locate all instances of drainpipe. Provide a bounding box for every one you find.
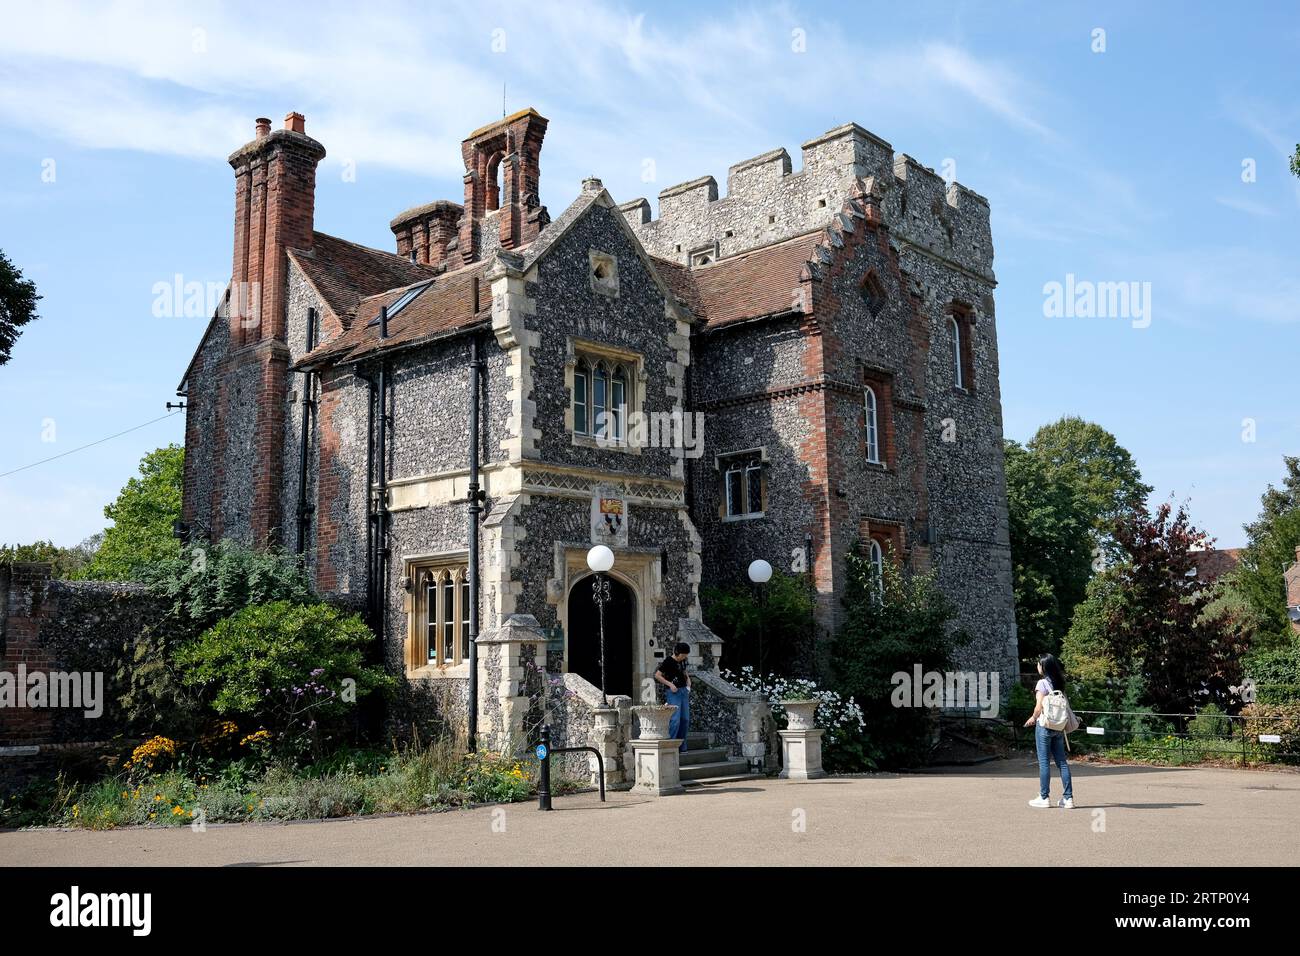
[374,310,392,642]
[374,359,389,642]
[467,333,484,751]
[295,307,318,557]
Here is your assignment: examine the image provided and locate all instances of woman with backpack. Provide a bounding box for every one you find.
[1024,653,1075,809]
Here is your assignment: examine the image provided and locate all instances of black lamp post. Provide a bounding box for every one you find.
[748,558,772,674]
[587,544,615,706]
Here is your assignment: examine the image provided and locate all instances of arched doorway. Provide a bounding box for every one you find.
[567,575,635,698]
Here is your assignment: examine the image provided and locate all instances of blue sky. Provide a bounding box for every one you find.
[1,0,1296,549]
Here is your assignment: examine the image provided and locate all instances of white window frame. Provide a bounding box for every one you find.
[721,453,764,519]
[868,539,884,601]
[865,386,880,464]
[950,316,964,389]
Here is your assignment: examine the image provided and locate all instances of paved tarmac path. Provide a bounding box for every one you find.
[3,758,1297,866]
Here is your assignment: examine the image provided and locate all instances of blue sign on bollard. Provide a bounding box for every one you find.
[535,744,548,760]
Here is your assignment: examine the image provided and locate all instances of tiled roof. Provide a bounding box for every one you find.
[1190,547,1243,584]
[290,232,435,328]
[299,259,490,368]
[652,231,821,329]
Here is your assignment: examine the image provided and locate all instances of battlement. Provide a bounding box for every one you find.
[623,122,993,279]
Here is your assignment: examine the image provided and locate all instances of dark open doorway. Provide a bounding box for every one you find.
[567,575,635,698]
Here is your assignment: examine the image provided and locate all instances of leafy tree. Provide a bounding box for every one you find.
[1083,502,1249,715]
[83,445,184,581]
[1222,457,1300,649]
[1061,568,1124,682]
[1027,416,1152,557]
[703,569,816,676]
[1291,145,1300,179]
[1004,439,1094,660]
[830,549,962,767]
[0,249,40,366]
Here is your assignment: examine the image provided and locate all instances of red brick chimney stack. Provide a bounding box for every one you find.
[218,111,325,547]
[228,111,326,345]
[459,108,548,262]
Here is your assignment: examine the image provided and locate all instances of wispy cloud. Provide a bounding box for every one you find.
[0,0,1055,187]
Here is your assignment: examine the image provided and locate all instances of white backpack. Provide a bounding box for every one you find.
[1040,690,1072,731]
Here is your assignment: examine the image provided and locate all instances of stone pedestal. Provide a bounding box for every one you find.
[590,707,626,789]
[779,699,826,780]
[630,705,684,796]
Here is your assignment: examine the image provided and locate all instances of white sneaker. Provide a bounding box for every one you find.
[1058,798,1074,809]
[1027,796,1051,808]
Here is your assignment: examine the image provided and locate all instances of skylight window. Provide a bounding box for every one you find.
[366,281,432,327]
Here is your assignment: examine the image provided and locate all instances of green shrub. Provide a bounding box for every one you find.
[1188,703,1232,740]
[1244,644,1300,705]
[176,601,394,760]
[829,550,961,768]
[116,540,319,738]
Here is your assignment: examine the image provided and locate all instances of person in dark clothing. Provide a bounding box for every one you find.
[655,643,692,751]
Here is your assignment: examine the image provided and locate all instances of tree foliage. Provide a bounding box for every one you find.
[1221,456,1300,649]
[83,445,184,581]
[1027,416,1152,551]
[1068,502,1249,715]
[0,249,40,367]
[1004,439,1094,660]
[0,537,99,578]
[703,569,816,676]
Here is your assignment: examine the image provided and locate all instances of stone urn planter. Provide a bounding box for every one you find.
[778,700,826,780]
[632,704,677,740]
[782,699,820,730]
[629,704,683,796]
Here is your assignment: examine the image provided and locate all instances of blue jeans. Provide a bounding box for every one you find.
[666,687,690,752]
[1035,724,1072,800]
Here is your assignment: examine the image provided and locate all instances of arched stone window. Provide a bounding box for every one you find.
[949,315,964,389]
[485,152,503,211]
[868,539,884,600]
[574,358,590,434]
[864,386,880,464]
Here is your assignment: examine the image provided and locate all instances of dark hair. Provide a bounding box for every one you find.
[674,642,690,656]
[1038,653,1067,692]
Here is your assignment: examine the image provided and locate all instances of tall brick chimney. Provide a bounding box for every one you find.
[212,112,325,548]
[228,112,326,344]
[459,108,549,263]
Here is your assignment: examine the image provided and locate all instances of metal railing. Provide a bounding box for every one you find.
[1006,709,1300,766]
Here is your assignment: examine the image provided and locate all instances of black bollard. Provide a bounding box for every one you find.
[537,724,553,811]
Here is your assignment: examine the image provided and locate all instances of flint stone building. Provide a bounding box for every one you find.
[178,108,1017,771]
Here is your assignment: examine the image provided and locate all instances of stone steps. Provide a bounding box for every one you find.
[680,758,754,781]
[675,733,761,785]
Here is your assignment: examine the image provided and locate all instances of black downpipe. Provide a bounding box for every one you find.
[295,307,318,557]
[374,361,389,642]
[467,334,484,751]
